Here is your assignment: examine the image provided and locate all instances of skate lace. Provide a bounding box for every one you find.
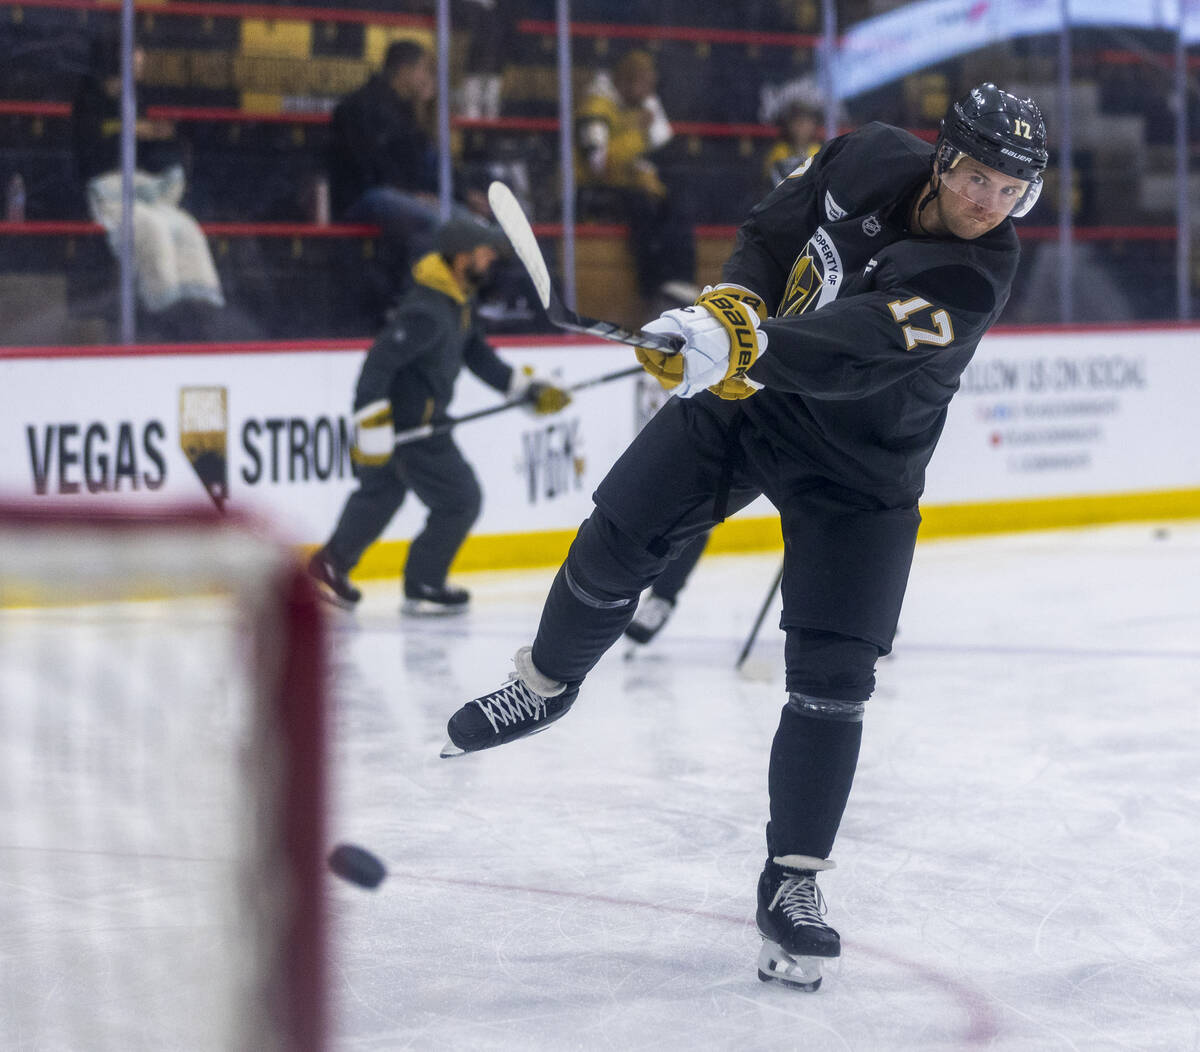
[770,874,828,929]
[472,676,547,733]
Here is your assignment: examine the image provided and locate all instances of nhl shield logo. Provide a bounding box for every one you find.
[862,214,882,237]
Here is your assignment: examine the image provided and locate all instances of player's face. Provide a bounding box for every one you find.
[785,111,819,148]
[399,54,436,103]
[929,156,1030,238]
[464,245,499,287]
[617,66,656,106]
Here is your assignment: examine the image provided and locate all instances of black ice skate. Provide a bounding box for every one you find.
[402,581,470,616]
[307,549,362,608]
[756,854,840,991]
[623,594,674,645]
[440,646,577,757]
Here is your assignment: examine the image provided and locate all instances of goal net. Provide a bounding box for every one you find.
[0,504,327,1051]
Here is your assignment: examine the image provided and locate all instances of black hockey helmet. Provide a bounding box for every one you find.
[434,214,508,258]
[934,83,1048,217]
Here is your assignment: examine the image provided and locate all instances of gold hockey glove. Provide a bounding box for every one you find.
[528,381,572,415]
[351,399,395,466]
[510,365,572,415]
[634,344,684,391]
[638,286,768,398]
[697,286,767,400]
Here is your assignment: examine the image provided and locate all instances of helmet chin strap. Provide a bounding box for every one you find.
[912,168,941,234]
[914,143,967,233]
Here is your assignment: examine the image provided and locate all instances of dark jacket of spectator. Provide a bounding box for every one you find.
[71,55,183,188]
[328,72,438,218]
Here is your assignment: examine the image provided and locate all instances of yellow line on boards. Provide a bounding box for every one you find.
[919,487,1200,539]
[339,487,1200,581]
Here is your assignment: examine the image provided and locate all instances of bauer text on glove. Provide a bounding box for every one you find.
[637,292,767,399]
[696,286,767,400]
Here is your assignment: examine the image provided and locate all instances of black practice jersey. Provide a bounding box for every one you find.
[353,254,513,430]
[726,121,1020,506]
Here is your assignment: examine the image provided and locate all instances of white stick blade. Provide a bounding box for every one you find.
[488,181,552,310]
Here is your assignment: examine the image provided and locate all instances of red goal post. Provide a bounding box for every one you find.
[0,502,327,1051]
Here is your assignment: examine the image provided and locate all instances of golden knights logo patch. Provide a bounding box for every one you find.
[779,228,843,317]
[780,254,819,317]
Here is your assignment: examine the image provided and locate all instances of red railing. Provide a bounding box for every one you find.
[515,19,819,48]
[0,220,1182,243]
[3,0,1188,65]
[0,220,378,237]
[0,98,929,144]
[0,0,433,27]
[0,0,814,46]
[1095,48,1200,69]
[0,99,805,139]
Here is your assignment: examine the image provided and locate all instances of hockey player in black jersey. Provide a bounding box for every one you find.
[441,84,1049,989]
[308,215,571,614]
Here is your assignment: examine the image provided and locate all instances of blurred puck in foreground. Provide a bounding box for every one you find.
[328,843,387,889]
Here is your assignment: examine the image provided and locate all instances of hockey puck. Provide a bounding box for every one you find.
[328,843,387,889]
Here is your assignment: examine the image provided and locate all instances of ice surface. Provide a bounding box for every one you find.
[4,522,1196,1049]
[327,521,1200,1051]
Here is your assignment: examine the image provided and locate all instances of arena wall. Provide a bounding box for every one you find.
[3,325,1197,578]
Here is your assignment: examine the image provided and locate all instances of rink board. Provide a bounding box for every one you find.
[1,326,1198,573]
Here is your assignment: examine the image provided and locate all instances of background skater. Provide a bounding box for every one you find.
[309,214,571,615]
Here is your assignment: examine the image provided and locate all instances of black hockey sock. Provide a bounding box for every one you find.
[767,702,863,860]
[531,558,638,684]
[530,513,666,683]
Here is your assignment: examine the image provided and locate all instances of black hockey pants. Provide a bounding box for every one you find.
[528,393,918,859]
[648,529,710,603]
[325,433,482,589]
[530,394,915,691]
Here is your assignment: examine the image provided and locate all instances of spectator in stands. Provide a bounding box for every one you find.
[763,91,825,190]
[575,49,698,312]
[329,40,438,238]
[329,39,488,324]
[72,33,225,340]
[453,0,509,119]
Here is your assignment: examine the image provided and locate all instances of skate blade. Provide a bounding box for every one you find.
[756,940,824,992]
[402,600,469,617]
[313,588,358,612]
[438,713,565,759]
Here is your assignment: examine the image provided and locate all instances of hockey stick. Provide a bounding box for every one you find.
[735,558,784,670]
[487,181,684,354]
[392,363,641,446]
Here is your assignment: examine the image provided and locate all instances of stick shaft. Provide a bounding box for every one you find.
[543,282,684,353]
[735,559,784,670]
[393,364,642,447]
[488,180,682,353]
